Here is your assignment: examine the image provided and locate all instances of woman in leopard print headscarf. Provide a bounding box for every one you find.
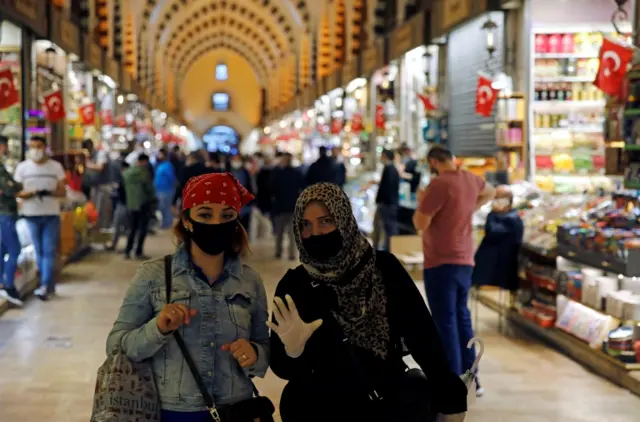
[269,183,469,422]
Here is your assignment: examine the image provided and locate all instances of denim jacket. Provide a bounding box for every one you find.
[106,246,270,412]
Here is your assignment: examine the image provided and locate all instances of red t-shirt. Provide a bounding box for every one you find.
[418,169,485,269]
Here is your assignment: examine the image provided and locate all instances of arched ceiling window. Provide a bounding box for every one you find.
[216,62,228,81]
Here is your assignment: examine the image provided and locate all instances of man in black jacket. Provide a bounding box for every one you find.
[372,149,400,251]
[305,146,336,186]
[173,151,213,206]
[271,153,304,260]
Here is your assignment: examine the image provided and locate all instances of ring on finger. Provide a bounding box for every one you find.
[241,354,248,361]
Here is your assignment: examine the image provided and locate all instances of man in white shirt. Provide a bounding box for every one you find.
[14,136,67,301]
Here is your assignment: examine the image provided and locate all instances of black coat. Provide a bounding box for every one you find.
[472,210,524,291]
[305,156,337,186]
[270,251,467,421]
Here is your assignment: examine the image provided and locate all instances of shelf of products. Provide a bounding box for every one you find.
[0,51,23,172]
[531,31,627,192]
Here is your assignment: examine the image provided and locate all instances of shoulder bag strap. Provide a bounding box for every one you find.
[164,255,221,421]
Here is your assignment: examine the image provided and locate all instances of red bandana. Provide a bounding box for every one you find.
[182,172,254,213]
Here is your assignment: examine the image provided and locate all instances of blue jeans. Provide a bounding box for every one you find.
[25,215,60,290]
[157,191,174,229]
[0,215,21,289]
[423,264,476,376]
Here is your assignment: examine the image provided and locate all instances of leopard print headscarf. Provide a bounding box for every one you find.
[293,183,390,359]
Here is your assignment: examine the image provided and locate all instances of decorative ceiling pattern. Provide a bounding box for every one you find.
[129,0,370,132]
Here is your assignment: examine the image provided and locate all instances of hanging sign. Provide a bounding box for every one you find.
[433,0,488,38]
[1,0,48,37]
[593,37,634,96]
[42,90,66,123]
[389,16,424,60]
[50,8,80,56]
[85,42,104,72]
[341,59,359,86]
[0,67,20,111]
[475,73,498,117]
[106,59,120,85]
[78,103,96,126]
[362,44,379,76]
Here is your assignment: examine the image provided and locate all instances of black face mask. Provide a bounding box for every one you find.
[302,230,343,261]
[187,219,237,256]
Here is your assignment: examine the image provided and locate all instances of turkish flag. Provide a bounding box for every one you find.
[42,90,66,123]
[100,109,113,126]
[351,113,363,132]
[375,104,385,130]
[417,92,437,111]
[0,67,19,111]
[330,119,343,134]
[475,74,498,117]
[78,103,95,125]
[593,37,634,96]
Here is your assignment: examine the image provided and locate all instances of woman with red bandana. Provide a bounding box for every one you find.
[106,172,272,422]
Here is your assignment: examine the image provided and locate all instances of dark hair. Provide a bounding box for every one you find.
[0,135,8,146]
[158,148,168,156]
[30,136,47,145]
[318,146,328,156]
[173,211,251,257]
[138,153,150,162]
[82,139,94,150]
[382,149,395,161]
[426,146,454,163]
[121,161,130,169]
[188,151,201,161]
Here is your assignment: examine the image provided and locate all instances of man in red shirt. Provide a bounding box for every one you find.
[413,147,495,384]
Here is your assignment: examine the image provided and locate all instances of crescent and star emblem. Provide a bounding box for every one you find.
[602,51,621,77]
[477,85,493,104]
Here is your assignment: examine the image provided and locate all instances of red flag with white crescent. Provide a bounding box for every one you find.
[475,74,498,117]
[593,37,634,96]
[78,103,95,125]
[417,92,437,111]
[42,90,66,123]
[0,67,19,111]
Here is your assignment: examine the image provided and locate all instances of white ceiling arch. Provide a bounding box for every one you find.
[174,37,270,88]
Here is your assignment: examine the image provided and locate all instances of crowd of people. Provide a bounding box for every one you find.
[0,133,518,421]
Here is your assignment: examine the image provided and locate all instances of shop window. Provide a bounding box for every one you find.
[212,92,230,111]
[216,63,228,81]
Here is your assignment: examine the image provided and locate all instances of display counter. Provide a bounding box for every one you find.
[474,187,640,397]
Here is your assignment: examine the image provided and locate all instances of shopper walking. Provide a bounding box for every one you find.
[14,136,67,301]
[230,155,254,234]
[154,148,177,229]
[372,149,400,251]
[0,136,24,306]
[122,153,156,260]
[270,153,304,260]
[413,146,495,387]
[82,139,115,230]
[269,183,467,422]
[331,147,347,189]
[107,162,130,251]
[305,146,337,186]
[106,172,272,422]
[255,156,275,239]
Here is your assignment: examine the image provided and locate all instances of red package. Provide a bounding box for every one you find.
[548,34,562,53]
[535,34,549,54]
[535,155,554,169]
[561,34,575,53]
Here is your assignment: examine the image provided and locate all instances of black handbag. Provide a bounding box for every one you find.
[163,255,275,422]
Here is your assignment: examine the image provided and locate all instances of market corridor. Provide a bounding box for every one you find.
[0,232,638,422]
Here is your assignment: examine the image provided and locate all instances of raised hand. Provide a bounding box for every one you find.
[266,295,323,358]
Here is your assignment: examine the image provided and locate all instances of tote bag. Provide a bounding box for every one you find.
[90,348,161,422]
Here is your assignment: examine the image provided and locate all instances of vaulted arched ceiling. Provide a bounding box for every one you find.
[132,0,336,133]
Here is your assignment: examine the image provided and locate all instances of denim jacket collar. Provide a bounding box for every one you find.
[172,244,243,280]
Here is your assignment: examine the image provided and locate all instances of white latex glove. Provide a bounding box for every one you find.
[266,295,323,358]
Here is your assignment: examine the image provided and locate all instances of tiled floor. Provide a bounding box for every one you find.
[0,230,639,421]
